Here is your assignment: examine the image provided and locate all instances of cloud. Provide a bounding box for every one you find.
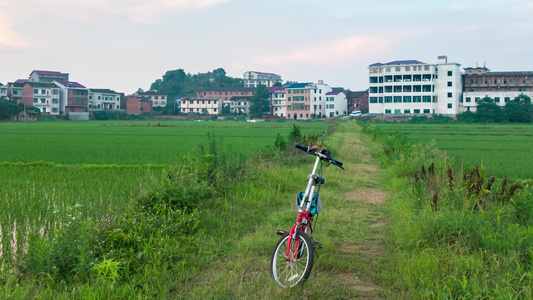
[0,11,28,49]
[256,30,433,67]
[79,0,230,24]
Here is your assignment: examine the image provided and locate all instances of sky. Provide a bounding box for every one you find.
[1,0,533,94]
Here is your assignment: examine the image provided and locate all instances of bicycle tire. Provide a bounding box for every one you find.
[270,230,314,288]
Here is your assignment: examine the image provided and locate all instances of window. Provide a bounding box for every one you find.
[403,96,412,103]
[447,103,452,109]
[447,81,452,87]
[505,97,510,102]
[413,96,421,103]
[475,97,480,103]
[394,109,401,114]
[423,109,430,113]
[422,96,431,103]
[447,71,452,76]
[447,92,452,98]
[33,98,38,103]
[379,97,383,103]
[404,109,410,114]
[465,97,471,102]
[393,96,402,103]
[384,96,392,103]
[385,109,391,113]
[495,97,500,103]
[370,97,378,103]
[414,109,420,113]
[41,89,46,94]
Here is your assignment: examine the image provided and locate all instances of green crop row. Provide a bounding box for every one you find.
[0,121,326,164]
[374,123,533,179]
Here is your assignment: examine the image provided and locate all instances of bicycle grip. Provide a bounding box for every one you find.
[331,158,344,168]
[294,143,308,152]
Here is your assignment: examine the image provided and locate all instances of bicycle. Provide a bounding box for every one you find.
[270,143,344,288]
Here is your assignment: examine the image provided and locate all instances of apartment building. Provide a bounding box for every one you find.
[267,86,286,117]
[197,87,256,101]
[17,81,61,115]
[0,83,7,100]
[310,81,332,118]
[8,79,28,103]
[286,83,313,120]
[224,96,252,115]
[462,67,533,112]
[368,56,462,116]
[243,71,282,88]
[180,97,221,115]
[136,90,167,108]
[121,95,153,115]
[325,91,348,117]
[54,81,89,114]
[89,89,122,110]
[347,90,369,112]
[29,70,69,83]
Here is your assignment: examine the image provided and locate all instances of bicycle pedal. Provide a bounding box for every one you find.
[276,230,287,236]
[313,242,323,249]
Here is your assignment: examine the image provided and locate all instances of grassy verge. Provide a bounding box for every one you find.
[361,122,533,298]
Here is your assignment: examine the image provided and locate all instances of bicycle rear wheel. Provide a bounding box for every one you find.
[270,230,314,288]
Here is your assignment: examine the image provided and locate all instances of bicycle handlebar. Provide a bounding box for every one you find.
[294,143,344,169]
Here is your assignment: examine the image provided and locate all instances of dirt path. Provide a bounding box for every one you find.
[330,124,389,299]
[182,122,391,299]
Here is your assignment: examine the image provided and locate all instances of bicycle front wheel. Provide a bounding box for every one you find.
[270,230,314,288]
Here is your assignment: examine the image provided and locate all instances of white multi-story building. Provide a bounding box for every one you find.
[243,71,282,88]
[24,82,61,115]
[368,56,462,116]
[180,97,222,115]
[325,91,348,117]
[268,86,287,117]
[89,89,122,110]
[310,80,332,118]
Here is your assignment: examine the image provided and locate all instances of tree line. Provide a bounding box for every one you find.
[459,94,533,123]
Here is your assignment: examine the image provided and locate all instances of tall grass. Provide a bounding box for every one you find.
[360,121,533,298]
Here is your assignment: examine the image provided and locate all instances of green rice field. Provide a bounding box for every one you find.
[0,120,327,164]
[0,120,328,269]
[374,123,533,179]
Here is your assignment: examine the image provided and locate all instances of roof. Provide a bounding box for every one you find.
[25,82,58,88]
[229,96,253,101]
[326,91,349,96]
[369,60,426,67]
[137,90,167,96]
[56,81,86,88]
[347,90,368,98]
[266,86,286,92]
[245,71,281,77]
[465,71,533,77]
[31,70,68,77]
[199,87,256,92]
[90,88,119,94]
[286,82,313,89]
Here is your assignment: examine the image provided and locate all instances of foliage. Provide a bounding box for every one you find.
[0,99,23,120]
[505,94,533,123]
[477,96,505,122]
[149,68,244,112]
[249,84,270,118]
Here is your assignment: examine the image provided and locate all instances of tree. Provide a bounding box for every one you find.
[477,97,504,123]
[0,100,22,120]
[505,94,533,123]
[249,84,270,118]
[273,81,282,87]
